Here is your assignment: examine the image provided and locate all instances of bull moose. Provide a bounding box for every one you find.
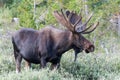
[12,9,99,73]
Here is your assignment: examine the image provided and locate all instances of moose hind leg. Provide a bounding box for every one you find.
[50,57,61,70]
[25,61,31,70]
[50,63,60,70]
[14,51,22,73]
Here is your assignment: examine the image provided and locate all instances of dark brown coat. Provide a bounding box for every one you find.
[12,9,99,73]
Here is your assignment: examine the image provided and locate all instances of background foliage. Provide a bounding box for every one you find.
[0,0,120,80]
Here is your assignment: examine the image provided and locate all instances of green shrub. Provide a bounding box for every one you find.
[15,0,36,28]
[0,0,120,80]
[0,7,12,24]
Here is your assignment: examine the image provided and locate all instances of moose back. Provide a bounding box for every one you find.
[12,9,99,73]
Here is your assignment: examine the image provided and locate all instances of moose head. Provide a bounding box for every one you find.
[53,9,99,61]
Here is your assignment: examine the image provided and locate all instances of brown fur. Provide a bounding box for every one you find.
[12,25,94,73]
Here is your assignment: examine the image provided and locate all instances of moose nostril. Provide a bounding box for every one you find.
[89,45,94,52]
[85,45,94,53]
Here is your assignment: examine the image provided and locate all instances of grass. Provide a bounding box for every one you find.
[0,7,120,80]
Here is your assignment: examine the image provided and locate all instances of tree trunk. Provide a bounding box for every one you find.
[83,0,89,17]
[118,15,120,36]
[33,0,36,19]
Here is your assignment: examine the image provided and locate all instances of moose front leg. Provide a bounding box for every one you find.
[74,52,77,62]
[73,47,83,62]
[74,49,80,62]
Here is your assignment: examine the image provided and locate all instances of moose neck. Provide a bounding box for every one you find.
[55,30,74,55]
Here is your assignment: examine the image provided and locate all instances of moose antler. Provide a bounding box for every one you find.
[53,9,99,34]
[53,9,75,32]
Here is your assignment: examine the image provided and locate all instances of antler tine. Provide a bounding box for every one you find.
[54,10,60,17]
[82,22,99,34]
[81,13,93,29]
[72,10,83,32]
[77,23,93,33]
[53,9,74,32]
[60,9,67,22]
[60,9,74,32]
[73,16,82,31]
[86,13,93,23]
[75,13,94,33]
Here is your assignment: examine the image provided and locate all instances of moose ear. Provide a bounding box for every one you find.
[65,10,70,17]
[65,11,82,26]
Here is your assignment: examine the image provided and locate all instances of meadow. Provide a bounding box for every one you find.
[0,0,120,80]
[1,24,120,80]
